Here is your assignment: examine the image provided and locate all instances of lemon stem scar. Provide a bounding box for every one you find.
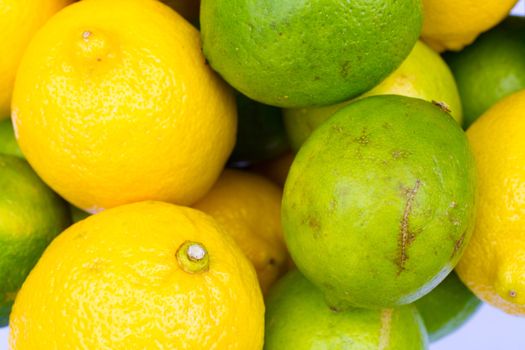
[176,241,209,273]
[509,290,517,298]
[82,31,92,40]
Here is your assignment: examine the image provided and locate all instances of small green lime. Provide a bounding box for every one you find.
[229,94,288,166]
[282,95,477,309]
[445,16,525,128]
[0,155,71,326]
[265,270,429,349]
[0,118,23,158]
[415,272,481,342]
[284,41,462,151]
[201,0,423,107]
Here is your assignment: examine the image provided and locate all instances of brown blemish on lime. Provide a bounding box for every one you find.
[391,149,411,160]
[432,100,451,114]
[396,179,421,275]
[354,128,369,145]
[451,230,467,259]
[307,216,322,238]
[340,61,351,78]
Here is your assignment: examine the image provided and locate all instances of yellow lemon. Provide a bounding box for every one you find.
[0,0,73,118]
[9,201,264,349]
[194,169,288,295]
[421,0,519,52]
[457,90,525,315]
[12,0,236,212]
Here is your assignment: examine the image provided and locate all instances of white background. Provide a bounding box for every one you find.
[2,1,525,349]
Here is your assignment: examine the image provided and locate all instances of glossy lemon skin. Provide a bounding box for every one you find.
[0,0,73,118]
[12,0,236,212]
[457,90,525,316]
[9,201,264,349]
[421,0,519,52]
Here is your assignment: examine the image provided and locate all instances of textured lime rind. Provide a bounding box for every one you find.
[201,0,423,107]
[282,95,477,309]
[265,270,429,349]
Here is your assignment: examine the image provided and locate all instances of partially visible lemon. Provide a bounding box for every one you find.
[457,90,525,316]
[0,0,73,118]
[9,201,264,349]
[12,0,236,212]
[194,169,288,294]
[421,0,519,52]
[284,41,462,151]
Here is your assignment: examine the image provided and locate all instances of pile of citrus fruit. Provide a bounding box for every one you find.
[1,0,525,348]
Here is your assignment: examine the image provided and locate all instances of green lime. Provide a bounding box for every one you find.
[0,155,71,326]
[282,95,477,309]
[445,16,525,128]
[201,0,423,107]
[0,118,23,158]
[229,94,288,166]
[265,270,429,349]
[284,41,462,151]
[415,272,481,342]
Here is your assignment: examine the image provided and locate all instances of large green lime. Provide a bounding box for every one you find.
[445,16,525,128]
[0,155,70,326]
[282,95,477,309]
[284,41,462,150]
[415,272,481,342]
[0,118,23,158]
[201,0,423,108]
[265,270,428,349]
